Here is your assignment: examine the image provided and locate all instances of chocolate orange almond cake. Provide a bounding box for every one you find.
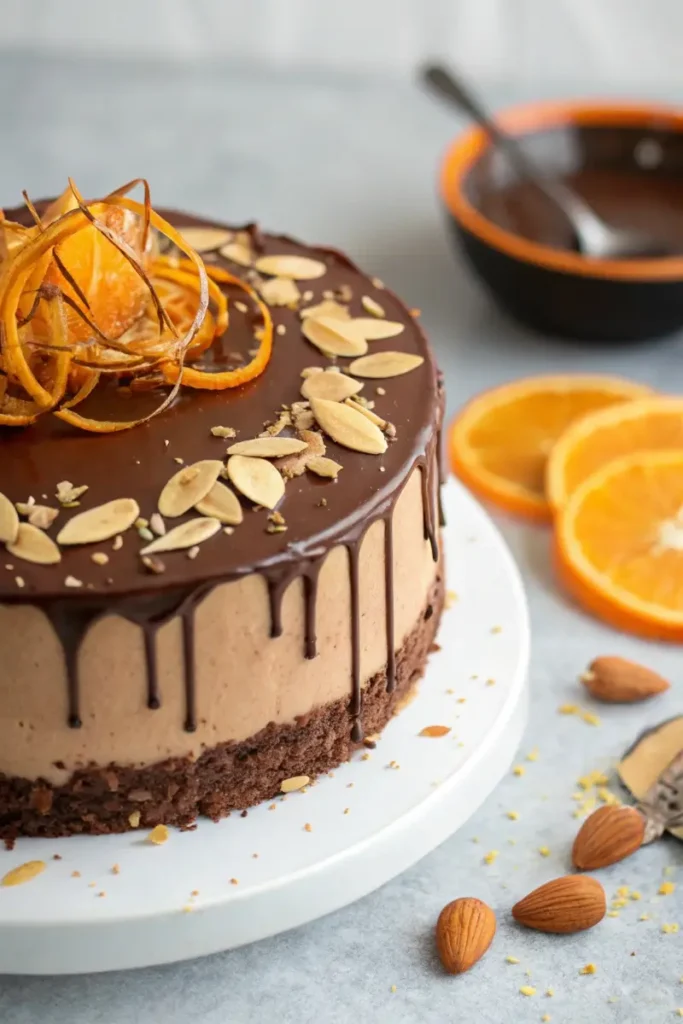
[0,181,444,840]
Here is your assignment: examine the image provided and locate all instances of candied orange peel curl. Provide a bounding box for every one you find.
[0,178,272,432]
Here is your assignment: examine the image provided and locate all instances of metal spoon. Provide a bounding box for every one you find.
[422,64,666,260]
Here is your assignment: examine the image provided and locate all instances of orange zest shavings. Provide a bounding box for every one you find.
[0,178,272,432]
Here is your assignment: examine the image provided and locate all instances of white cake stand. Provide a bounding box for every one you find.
[0,479,529,975]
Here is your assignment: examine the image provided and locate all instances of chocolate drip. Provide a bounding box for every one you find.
[44,602,104,728]
[181,608,197,732]
[384,515,396,692]
[144,630,161,709]
[419,457,439,563]
[267,578,284,639]
[303,566,320,660]
[347,544,363,742]
[436,426,446,528]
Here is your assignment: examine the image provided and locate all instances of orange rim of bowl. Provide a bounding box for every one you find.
[440,99,683,281]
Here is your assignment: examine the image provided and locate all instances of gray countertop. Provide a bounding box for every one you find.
[1,53,682,1024]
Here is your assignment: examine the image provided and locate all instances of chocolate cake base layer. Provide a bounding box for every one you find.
[0,571,444,842]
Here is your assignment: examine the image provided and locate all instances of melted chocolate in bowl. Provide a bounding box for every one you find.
[464,123,683,256]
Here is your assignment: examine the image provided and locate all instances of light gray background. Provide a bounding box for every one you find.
[0,11,682,1022]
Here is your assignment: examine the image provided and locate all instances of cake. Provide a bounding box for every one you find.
[0,182,444,841]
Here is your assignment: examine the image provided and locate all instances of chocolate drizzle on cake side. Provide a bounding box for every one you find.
[0,209,444,748]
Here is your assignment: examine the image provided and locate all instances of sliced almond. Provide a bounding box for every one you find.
[345,398,387,429]
[195,481,244,525]
[301,371,363,402]
[140,517,221,555]
[361,295,385,318]
[300,299,350,321]
[254,254,327,280]
[275,429,326,480]
[311,398,387,455]
[227,437,308,458]
[0,492,19,544]
[227,455,284,509]
[352,317,405,340]
[158,461,223,518]
[7,523,61,565]
[349,351,424,379]
[280,775,310,793]
[259,277,301,307]
[302,316,368,358]
[301,366,324,379]
[179,226,233,253]
[57,498,140,546]
[307,456,343,479]
[27,506,59,530]
[219,241,253,267]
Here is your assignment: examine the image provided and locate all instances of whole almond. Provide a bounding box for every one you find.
[435,897,496,974]
[512,875,605,934]
[581,656,669,703]
[572,805,645,871]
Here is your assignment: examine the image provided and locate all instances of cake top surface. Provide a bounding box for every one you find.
[0,203,440,603]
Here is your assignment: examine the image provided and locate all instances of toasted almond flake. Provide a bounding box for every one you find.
[148,824,169,845]
[179,226,233,253]
[301,371,363,402]
[255,254,327,280]
[7,523,61,566]
[559,703,579,715]
[349,351,424,379]
[27,505,59,530]
[148,513,165,537]
[301,366,325,379]
[344,397,387,429]
[195,481,244,525]
[351,317,405,340]
[128,810,141,828]
[64,575,83,588]
[227,455,284,510]
[311,398,387,455]
[91,552,109,566]
[234,301,248,314]
[307,456,343,480]
[300,299,350,321]
[210,425,237,439]
[420,725,451,737]
[302,316,368,358]
[579,964,597,975]
[361,295,385,318]
[187,545,200,560]
[280,775,310,793]
[227,437,308,458]
[141,517,221,555]
[219,241,253,267]
[158,461,223,518]
[0,492,20,544]
[57,498,140,546]
[275,428,326,480]
[505,956,520,964]
[519,986,536,997]
[1,860,46,887]
[259,276,301,306]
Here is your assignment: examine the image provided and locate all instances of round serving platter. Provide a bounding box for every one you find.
[0,478,529,974]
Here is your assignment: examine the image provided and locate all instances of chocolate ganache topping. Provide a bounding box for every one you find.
[0,206,444,742]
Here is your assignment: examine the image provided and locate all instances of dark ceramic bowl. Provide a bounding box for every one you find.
[440,101,683,341]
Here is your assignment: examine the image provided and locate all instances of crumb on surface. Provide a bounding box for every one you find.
[538,846,551,857]
[483,850,499,865]
[512,765,525,777]
[505,956,520,964]
[579,964,597,975]
[519,986,536,997]
[659,882,676,896]
[148,824,169,846]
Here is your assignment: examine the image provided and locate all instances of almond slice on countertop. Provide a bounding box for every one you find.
[258,277,301,307]
[227,437,308,458]
[219,241,254,268]
[311,398,387,455]
[302,316,368,358]
[0,492,19,544]
[140,517,221,555]
[301,371,363,402]
[254,254,327,280]
[195,481,244,525]
[300,299,350,321]
[349,351,424,379]
[57,498,140,546]
[352,317,405,340]
[158,461,223,518]
[227,455,285,509]
[178,226,233,253]
[361,295,386,318]
[7,523,61,565]
[307,456,343,479]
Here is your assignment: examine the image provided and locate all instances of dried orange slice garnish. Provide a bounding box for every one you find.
[547,396,683,511]
[0,179,272,432]
[449,375,653,521]
[555,450,683,640]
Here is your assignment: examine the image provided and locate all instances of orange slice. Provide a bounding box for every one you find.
[547,396,683,511]
[449,375,652,521]
[555,450,683,640]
